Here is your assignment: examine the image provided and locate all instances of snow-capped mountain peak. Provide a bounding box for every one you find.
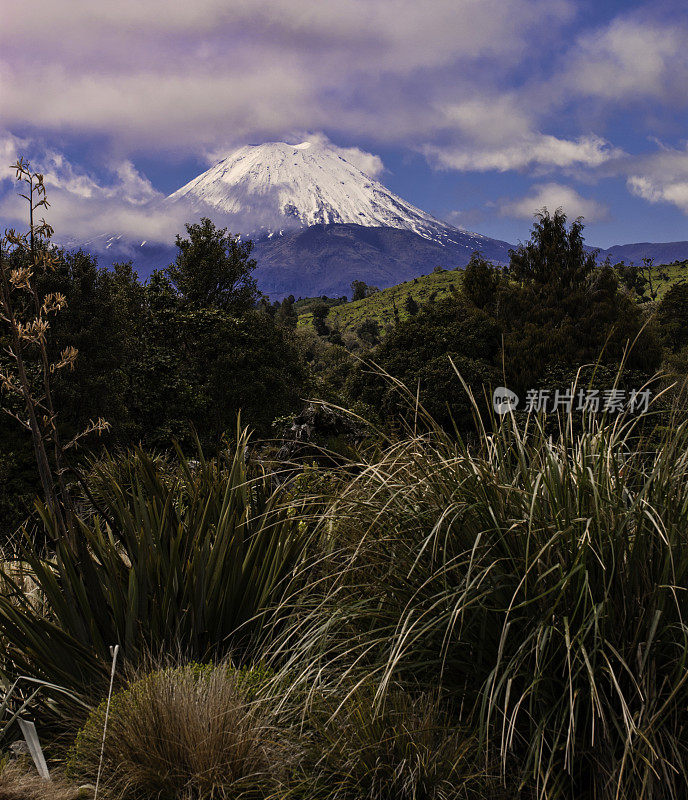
[166,140,463,243]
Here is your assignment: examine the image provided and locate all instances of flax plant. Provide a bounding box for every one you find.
[0,423,316,715]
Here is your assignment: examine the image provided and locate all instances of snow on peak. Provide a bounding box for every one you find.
[165,140,458,241]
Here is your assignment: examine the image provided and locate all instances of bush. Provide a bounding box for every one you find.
[276,387,688,799]
[0,423,315,713]
[68,662,291,800]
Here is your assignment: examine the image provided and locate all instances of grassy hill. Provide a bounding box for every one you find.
[650,260,688,297]
[298,261,688,336]
[298,267,464,334]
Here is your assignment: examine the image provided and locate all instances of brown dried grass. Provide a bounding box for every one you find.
[0,761,83,800]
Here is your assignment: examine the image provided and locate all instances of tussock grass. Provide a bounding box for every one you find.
[269,369,688,799]
[69,663,292,800]
[293,686,495,800]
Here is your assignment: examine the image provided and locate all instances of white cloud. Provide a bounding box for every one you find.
[500,182,610,222]
[0,0,574,153]
[418,95,623,173]
[0,136,179,244]
[626,144,688,214]
[203,132,386,178]
[628,176,688,213]
[0,133,29,179]
[561,16,688,103]
[3,0,573,73]
[425,133,619,173]
[299,134,386,178]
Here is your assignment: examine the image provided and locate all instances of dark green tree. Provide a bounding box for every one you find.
[132,275,306,447]
[38,250,138,441]
[403,295,419,316]
[276,295,298,329]
[166,218,258,313]
[348,298,501,431]
[644,258,670,302]
[658,283,688,352]
[508,208,596,291]
[463,253,500,309]
[500,212,661,391]
[312,302,331,337]
[356,318,381,346]
[351,280,378,302]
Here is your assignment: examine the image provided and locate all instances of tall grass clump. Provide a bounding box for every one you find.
[0,423,315,712]
[273,373,688,799]
[69,662,292,800]
[294,685,492,800]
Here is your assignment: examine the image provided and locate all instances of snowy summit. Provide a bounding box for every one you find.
[166,140,465,243]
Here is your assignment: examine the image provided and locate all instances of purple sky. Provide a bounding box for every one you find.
[2,0,688,248]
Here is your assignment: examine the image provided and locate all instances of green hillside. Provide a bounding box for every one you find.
[651,260,688,297]
[298,267,464,334]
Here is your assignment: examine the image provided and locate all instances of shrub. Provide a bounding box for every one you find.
[68,663,292,800]
[275,382,688,799]
[0,423,315,712]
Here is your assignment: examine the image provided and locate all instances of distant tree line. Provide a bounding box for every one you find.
[320,211,667,430]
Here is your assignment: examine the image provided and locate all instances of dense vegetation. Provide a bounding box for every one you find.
[3,163,688,799]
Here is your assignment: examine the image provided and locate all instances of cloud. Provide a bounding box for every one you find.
[0,0,574,153]
[203,132,386,178]
[499,182,610,222]
[626,144,688,214]
[0,133,28,174]
[0,136,182,244]
[425,133,619,173]
[560,15,688,104]
[310,136,385,179]
[3,0,573,74]
[628,176,688,213]
[417,94,623,173]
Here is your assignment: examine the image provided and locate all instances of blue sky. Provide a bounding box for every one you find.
[2,0,688,249]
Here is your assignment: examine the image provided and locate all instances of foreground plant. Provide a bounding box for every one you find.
[271,373,688,800]
[0,760,82,800]
[295,686,490,800]
[0,423,314,712]
[68,662,291,800]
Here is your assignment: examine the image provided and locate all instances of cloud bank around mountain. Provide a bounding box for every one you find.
[3,0,688,243]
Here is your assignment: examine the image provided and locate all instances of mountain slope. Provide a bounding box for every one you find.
[299,257,688,339]
[251,223,512,297]
[298,267,466,333]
